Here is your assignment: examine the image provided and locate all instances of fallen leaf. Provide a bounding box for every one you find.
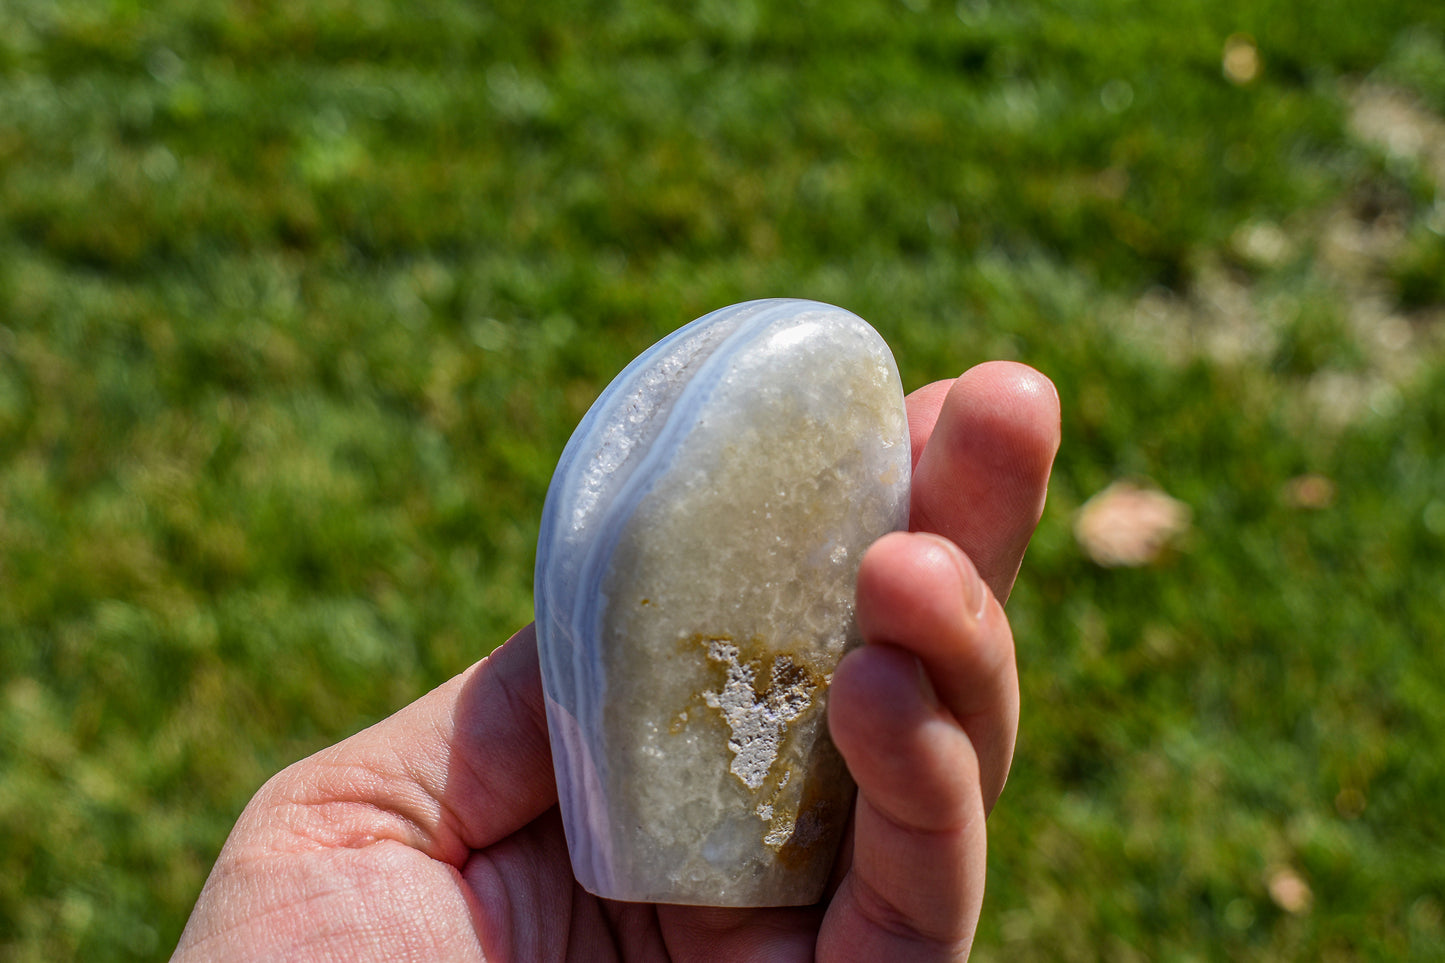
[1282,473,1336,509]
[1074,481,1191,567]
[1267,867,1313,915]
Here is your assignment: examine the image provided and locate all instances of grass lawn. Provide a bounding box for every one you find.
[2,0,1444,959]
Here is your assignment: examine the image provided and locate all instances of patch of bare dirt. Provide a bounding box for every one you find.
[1120,80,1445,430]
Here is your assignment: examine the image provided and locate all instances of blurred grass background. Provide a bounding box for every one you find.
[2,0,1444,959]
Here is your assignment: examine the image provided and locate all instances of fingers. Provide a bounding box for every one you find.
[817,526,1021,961]
[819,643,987,961]
[654,903,824,963]
[254,625,556,866]
[854,531,1017,811]
[904,379,957,471]
[908,361,1060,604]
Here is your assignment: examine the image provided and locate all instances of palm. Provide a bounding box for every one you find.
[462,805,824,960]
[174,363,1059,962]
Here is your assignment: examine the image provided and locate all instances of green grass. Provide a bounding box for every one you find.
[3,1,1445,959]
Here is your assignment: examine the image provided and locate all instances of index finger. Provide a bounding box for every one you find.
[908,361,1060,603]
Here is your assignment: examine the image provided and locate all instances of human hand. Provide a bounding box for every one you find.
[172,361,1059,962]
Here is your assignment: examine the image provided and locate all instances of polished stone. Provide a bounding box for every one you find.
[535,299,910,906]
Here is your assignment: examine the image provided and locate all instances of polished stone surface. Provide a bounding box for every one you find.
[535,299,910,906]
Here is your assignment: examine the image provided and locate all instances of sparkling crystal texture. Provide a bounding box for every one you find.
[535,299,911,906]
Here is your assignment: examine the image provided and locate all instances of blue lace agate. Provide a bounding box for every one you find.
[535,299,910,906]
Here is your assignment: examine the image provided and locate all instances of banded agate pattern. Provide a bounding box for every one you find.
[535,299,910,906]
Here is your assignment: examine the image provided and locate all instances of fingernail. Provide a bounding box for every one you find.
[919,533,988,621]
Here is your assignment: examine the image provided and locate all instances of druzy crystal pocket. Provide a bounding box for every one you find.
[535,299,911,906]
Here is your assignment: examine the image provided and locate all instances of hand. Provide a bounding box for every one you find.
[173,361,1059,962]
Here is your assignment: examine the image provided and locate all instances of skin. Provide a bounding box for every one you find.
[173,361,1060,962]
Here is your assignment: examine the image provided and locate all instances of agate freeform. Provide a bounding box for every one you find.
[534,299,911,906]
